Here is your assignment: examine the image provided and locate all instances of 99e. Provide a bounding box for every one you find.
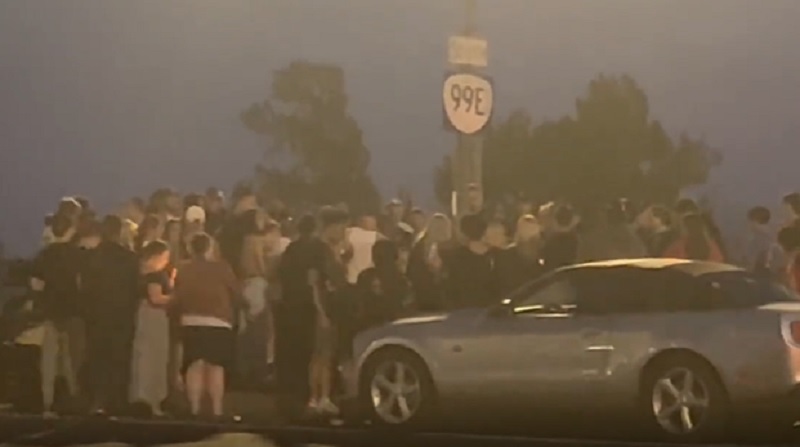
[450,84,487,116]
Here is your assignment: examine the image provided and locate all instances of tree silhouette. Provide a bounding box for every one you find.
[435,74,720,209]
[241,60,381,214]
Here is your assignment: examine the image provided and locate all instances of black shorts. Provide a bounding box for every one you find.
[181,326,234,373]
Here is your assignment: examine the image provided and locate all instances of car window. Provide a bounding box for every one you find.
[699,271,800,309]
[570,267,699,315]
[512,275,577,314]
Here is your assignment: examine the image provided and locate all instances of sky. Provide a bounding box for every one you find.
[1,0,800,257]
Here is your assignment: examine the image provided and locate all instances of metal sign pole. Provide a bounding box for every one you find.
[445,0,492,222]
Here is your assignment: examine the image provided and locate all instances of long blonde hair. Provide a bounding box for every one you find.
[418,213,453,253]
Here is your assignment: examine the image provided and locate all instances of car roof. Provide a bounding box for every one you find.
[564,258,743,277]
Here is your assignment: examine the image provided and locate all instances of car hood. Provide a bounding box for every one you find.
[360,307,488,339]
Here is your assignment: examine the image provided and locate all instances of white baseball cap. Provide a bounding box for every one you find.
[185,205,206,224]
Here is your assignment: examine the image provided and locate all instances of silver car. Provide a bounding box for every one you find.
[341,258,800,441]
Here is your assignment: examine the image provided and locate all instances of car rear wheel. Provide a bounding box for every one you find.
[360,349,435,428]
[641,359,728,441]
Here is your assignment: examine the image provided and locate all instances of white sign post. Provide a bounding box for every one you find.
[442,73,493,135]
[448,35,488,68]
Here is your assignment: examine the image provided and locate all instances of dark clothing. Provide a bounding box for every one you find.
[645,229,677,257]
[78,242,139,323]
[205,210,227,238]
[140,270,173,304]
[356,267,409,329]
[181,326,235,373]
[495,247,545,296]
[77,241,139,412]
[444,246,501,309]
[541,231,578,271]
[406,240,448,312]
[275,236,328,406]
[216,213,249,277]
[31,242,81,321]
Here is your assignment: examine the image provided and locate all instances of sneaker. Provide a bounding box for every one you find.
[318,398,340,416]
[306,399,320,414]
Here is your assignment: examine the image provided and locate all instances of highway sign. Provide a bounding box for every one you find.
[448,35,488,67]
[442,73,493,135]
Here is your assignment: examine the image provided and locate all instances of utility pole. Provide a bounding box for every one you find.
[444,0,490,220]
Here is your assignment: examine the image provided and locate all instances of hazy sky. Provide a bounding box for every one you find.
[2,0,800,256]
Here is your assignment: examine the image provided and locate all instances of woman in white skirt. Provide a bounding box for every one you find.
[130,240,174,416]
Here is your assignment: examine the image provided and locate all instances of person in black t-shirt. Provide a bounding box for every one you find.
[79,215,139,415]
[275,214,326,417]
[357,239,409,329]
[541,204,579,271]
[30,214,82,416]
[444,214,500,309]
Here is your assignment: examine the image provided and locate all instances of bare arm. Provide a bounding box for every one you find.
[307,269,328,325]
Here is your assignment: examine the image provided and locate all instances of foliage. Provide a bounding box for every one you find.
[241,60,381,214]
[434,74,721,209]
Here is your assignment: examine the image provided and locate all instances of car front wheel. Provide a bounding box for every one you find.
[360,350,435,428]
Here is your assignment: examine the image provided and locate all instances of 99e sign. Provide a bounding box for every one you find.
[442,73,493,135]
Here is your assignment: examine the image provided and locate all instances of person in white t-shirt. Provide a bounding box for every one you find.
[346,215,379,285]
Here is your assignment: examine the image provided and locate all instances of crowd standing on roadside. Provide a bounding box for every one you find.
[12,181,800,421]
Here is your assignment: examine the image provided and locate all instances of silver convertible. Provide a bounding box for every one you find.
[341,258,800,441]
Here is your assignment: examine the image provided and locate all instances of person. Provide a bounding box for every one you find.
[217,185,259,277]
[29,213,82,416]
[345,215,379,286]
[238,209,281,385]
[307,207,350,415]
[356,239,409,330]
[175,233,240,419]
[275,214,327,418]
[406,213,452,312]
[496,214,545,295]
[378,199,405,242]
[743,206,776,277]
[408,208,427,237]
[484,220,510,250]
[42,198,82,247]
[163,219,184,264]
[541,204,579,270]
[444,214,499,309]
[578,200,646,262]
[778,225,800,291]
[204,188,227,237]
[79,215,139,415]
[662,213,724,262]
[637,205,676,257]
[134,215,163,253]
[130,240,175,416]
[783,193,800,228]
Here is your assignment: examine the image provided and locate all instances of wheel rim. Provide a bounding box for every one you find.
[369,360,422,424]
[651,367,711,435]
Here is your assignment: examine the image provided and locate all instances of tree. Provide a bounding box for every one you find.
[241,60,381,214]
[434,74,720,209]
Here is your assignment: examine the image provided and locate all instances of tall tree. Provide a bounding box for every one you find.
[434,74,720,209]
[241,60,381,214]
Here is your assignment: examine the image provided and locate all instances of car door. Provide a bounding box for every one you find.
[468,269,609,407]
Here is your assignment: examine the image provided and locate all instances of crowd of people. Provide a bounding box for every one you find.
[14,181,800,421]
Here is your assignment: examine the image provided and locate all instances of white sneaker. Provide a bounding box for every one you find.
[318,398,340,416]
[306,399,320,414]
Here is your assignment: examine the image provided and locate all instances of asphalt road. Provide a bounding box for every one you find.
[2,413,799,447]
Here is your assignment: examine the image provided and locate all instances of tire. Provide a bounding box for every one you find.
[359,349,436,429]
[639,356,728,442]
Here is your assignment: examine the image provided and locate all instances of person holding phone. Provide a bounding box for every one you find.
[130,240,175,417]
